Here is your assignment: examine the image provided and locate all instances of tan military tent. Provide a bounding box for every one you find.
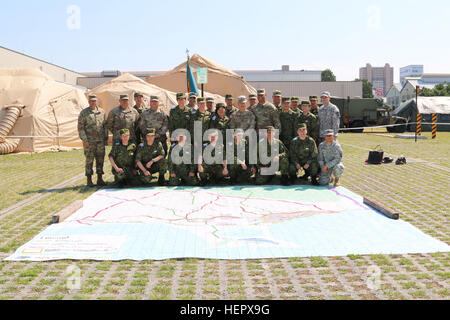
[0,68,88,154]
[146,54,257,99]
[89,73,225,115]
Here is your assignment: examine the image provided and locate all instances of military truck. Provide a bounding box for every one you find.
[330,97,407,133]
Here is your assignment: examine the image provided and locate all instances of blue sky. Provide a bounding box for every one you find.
[1,0,449,81]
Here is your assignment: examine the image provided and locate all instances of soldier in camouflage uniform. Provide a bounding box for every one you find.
[229,96,256,131]
[190,97,212,140]
[225,94,238,118]
[278,97,296,150]
[290,96,301,116]
[169,93,193,141]
[168,132,199,186]
[289,123,319,185]
[209,103,230,139]
[78,95,108,187]
[272,90,282,111]
[197,130,228,185]
[318,129,345,186]
[254,126,290,186]
[318,91,340,139]
[106,94,140,144]
[139,95,169,156]
[309,95,320,117]
[187,92,198,111]
[135,128,167,186]
[108,129,137,187]
[248,94,258,110]
[206,97,215,114]
[251,89,281,131]
[295,101,320,145]
[227,129,254,184]
[133,92,148,145]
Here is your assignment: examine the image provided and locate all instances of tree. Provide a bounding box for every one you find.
[321,69,336,82]
[355,79,374,98]
[419,83,450,96]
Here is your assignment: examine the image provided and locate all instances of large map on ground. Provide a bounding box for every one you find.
[6,186,449,261]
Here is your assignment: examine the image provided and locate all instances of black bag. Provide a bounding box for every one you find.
[368,145,384,164]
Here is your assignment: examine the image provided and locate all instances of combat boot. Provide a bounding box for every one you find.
[281,175,290,186]
[311,176,320,186]
[158,175,166,186]
[289,175,297,185]
[97,174,106,186]
[87,175,94,187]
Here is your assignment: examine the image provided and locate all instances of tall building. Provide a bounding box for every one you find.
[400,65,423,84]
[359,63,393,97]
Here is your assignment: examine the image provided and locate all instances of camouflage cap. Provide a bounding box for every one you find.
[119,128,130,136]
[291,96,300,102]
[266,126,275,131]
[296,123,307,130]
[150,96,159,101]
[249,94,257,99]
[206,97,214,102]
[282,97,291,103]
[176,92,187,99]
[272,90,282,97]
[197,97,206,103]
[120,94,129,100]
[309,95,319,101]
[324,129,335,136]
[215,103,226,110]
[257,89,266,95]
[225,94,234,100]
[134,92,144,97]
[320,91,331,98]
[188,92,198,99]
[88,95,98,101]
[301,100,311,106]
[238,95,247,103]
[145,128,156,136]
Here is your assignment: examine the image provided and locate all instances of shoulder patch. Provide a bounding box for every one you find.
[171,143,176,148]
[293,137,298,141]
[212,116,216,120]
[171,106,176,110]
[115,142,120,146]
[203,143,209,147]
[139,143,144,147]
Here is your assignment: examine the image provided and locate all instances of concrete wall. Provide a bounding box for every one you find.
[0,47,84,85]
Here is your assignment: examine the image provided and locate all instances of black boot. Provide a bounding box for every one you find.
[87,175,94,187]
[311,176,319,186]
[158,175,166,186]
[281,175,290,186]
[290,175,297,185]
[97,174,106,186]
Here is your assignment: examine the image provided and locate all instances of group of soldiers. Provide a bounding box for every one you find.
[77,89,344,187]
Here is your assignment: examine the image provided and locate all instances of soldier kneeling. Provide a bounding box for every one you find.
[228,129,255,185]
[198,129,229,186]
[135,128,167,186]
[168,132,199,186]
[289,123,319,185]
[318,130,345,187]
[108,129,137,187]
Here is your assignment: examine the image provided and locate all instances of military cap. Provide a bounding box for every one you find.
[257,89,266,95]
[238,95,247,103]
[324,129,335,136]
[320,91,331,98]
[225,94,234,100]
[134,92,144,97]
[266,126,275,131]
[249,94,257,99]
[309,95,319,101]
[206,97,214,102]
[188,92,198,98]
[282,97,291,102]
[296,123,307,130]
[272,90,282,97]
[145,128,156,136]
[88,95,98,101]
[291,96,300,102]
[176,92,187,99]
[120,94,129,100]
[301,100,311,106]
[215,102,226,110]
[197,97,206,103]
[150,96,159,101]
[119,128,130,136]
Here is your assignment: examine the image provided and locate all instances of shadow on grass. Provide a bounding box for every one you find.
[19,184,110,196]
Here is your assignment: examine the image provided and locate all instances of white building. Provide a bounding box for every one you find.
[400,65,423,84]
[385,83,403,108]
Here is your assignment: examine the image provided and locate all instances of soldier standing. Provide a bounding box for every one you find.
[251,89,281,131]
[139,95,169,156]
[278,97,296,150]
[229,96,256,131]
[169,93,193,139]
[206,97,215,114]
[309,95,320,116]
[187,92,198,111]
[318,129,345,186]
[133,92,147,145]
[225,94,238,118]
[289,123,319,185]
[272,90,282,111]
[209,103,230,139]
[106,94,140,143]
[296,101,319,145]
[190,97,212,139]
[248,94,258,110]
[78,95,108,187]
[135,128,167,186]
[168,132,199,186]
[108,129,137,187]
[318,91,340,139]
[290,97,301,116]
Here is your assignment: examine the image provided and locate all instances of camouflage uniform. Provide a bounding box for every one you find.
[139,109,169,155]
[251,102,281,130]
[78,107,108,177]
[318,103,340,138]
[106,106,140,143]
[227,138,253,184]
[190,109,212,138]
[168,142,199,186]
[225,105,238,118]
[169,106,193,136]
[295,112,319,143]
[209,114,230,139]
[289,136,319,183]
[198,141,228,185]
[278,109,297,150]
[135,141,167,184]
[311,107,319,117]
[229,110,256,131]
[255,137,289,185]
[273,103,282,111]
[109,142,137,185]
[318,140,345,186]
